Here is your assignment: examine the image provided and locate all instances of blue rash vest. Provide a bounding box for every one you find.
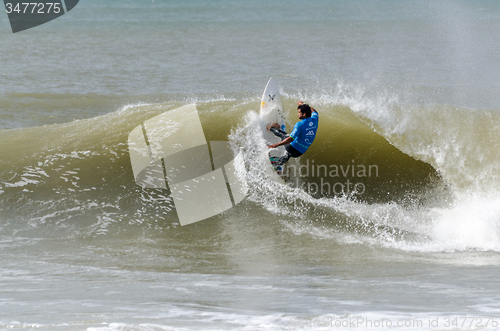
[289,112,319,154]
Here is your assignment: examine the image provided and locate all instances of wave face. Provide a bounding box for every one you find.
[2,90,499,253]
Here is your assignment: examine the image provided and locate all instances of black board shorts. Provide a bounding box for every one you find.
[285,144,303,158]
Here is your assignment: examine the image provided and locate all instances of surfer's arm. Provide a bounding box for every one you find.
[268,136,293,149]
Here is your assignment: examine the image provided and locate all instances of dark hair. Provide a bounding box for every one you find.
[297,104,312,118]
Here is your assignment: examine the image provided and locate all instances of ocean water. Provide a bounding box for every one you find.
[2,1,500,330]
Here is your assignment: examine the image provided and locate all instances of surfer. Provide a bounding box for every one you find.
[267,101,318,167]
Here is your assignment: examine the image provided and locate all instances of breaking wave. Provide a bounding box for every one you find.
[1,88,499,252]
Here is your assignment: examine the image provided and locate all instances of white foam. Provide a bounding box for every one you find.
[430,195,500,251]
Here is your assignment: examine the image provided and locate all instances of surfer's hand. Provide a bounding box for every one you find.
[296,101,304,106]
[268,143,277,149]
[267,123,279,130]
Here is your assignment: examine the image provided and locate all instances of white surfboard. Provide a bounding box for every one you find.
[260,77,286,175]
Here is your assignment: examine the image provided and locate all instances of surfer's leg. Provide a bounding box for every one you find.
[275,144,302,167]
[270,127,289,140]
[275,153,291,167]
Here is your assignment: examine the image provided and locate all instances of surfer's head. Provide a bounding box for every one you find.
[297,104,312,119]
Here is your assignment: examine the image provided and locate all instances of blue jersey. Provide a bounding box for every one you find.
[290,112,319,154]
